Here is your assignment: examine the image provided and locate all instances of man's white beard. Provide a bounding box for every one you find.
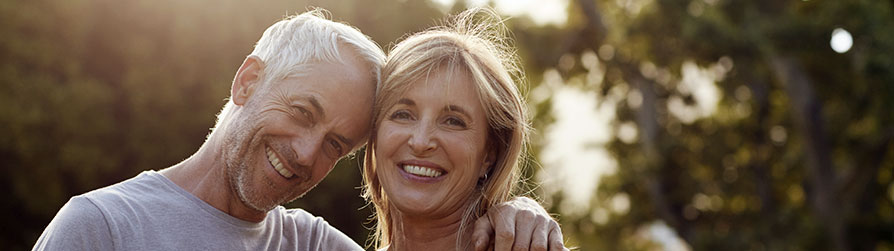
[223,115,281,213]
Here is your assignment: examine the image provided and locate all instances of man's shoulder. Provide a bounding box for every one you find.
[276,207,324,227]
[277,207,338,228]
[81,171,167,205]
[278,207,315,218]
[34,172,161,250]
[32,195,116,250]
[37,170,213,250]
[53,195,108,226]
[75,170,181,225]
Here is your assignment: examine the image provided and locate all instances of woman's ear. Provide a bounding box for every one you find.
[480,149,497,178]
[231,56,265,106]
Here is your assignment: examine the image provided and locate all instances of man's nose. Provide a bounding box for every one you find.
[292,134,322,167]
[408,123,437,155]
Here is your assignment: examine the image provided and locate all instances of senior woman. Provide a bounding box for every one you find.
[362,8,566,251]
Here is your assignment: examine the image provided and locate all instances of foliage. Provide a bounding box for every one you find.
[515,0,894,250]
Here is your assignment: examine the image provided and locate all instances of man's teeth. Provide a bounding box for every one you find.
[402,165,443,177]
[266,147,294,178]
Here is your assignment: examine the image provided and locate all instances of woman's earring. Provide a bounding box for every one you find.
[477,173,488,187]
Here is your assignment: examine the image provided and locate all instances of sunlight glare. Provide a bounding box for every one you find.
[539,85,618,216]
[429,0,568,26]
[667,61,723,124]
[494,0,568,25]
[636,221,692,251]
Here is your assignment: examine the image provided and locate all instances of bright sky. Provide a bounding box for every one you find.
[430,0,569,26]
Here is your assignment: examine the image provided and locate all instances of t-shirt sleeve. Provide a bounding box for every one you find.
[290,209,363,251]
[32,196,115,251]
[315,219,363,251]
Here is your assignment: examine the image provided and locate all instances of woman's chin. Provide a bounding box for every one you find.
[391,196,441,215]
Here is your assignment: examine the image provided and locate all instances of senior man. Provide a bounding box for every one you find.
[33,9,560,250]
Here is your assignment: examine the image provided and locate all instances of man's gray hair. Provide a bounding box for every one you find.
[212,8,385,137]
[250,8,385,85]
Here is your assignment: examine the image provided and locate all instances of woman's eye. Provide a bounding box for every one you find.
[389,110,412,121]
[445,117,467,128]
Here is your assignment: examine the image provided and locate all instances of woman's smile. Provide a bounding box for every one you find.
[396,160,448,183]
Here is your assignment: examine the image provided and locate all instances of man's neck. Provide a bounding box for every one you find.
[159,134,268,222]
[388,203,475,251]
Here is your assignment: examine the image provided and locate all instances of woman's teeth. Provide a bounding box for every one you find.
[266,146,294,178]
[402,165,443,177]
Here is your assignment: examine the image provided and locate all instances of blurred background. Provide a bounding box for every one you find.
[1,0,892,250]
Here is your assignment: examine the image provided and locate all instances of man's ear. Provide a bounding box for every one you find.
[231,56,265,106]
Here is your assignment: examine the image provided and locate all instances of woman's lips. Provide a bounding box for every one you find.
[396,161,447,183]
[402,164,442,177]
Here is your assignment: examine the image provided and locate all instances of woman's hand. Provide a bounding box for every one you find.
[472,197,568,251]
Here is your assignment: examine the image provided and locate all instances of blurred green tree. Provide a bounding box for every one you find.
[516,0,894,250]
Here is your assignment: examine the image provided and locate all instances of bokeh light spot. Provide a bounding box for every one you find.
[830,28,853,53]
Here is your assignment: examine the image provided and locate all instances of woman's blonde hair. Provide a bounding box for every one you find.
[361,7,530,250]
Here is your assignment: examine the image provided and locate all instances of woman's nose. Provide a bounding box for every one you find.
[407,124,437,155]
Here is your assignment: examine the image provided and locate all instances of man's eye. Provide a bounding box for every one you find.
[328,139,343,155]
[294,106,313,122]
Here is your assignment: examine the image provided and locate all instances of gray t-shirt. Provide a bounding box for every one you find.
[33,171,362,250]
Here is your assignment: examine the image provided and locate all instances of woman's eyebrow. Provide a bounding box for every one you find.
[397,98,415,106]
[444,105,470,118]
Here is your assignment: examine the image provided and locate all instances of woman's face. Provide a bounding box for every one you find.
[375,66,492,217]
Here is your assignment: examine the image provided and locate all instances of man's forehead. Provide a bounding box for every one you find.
[278,47,376,147]
[338,109,373,145]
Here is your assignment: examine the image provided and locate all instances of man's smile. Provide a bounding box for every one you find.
[266,146,295,179]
